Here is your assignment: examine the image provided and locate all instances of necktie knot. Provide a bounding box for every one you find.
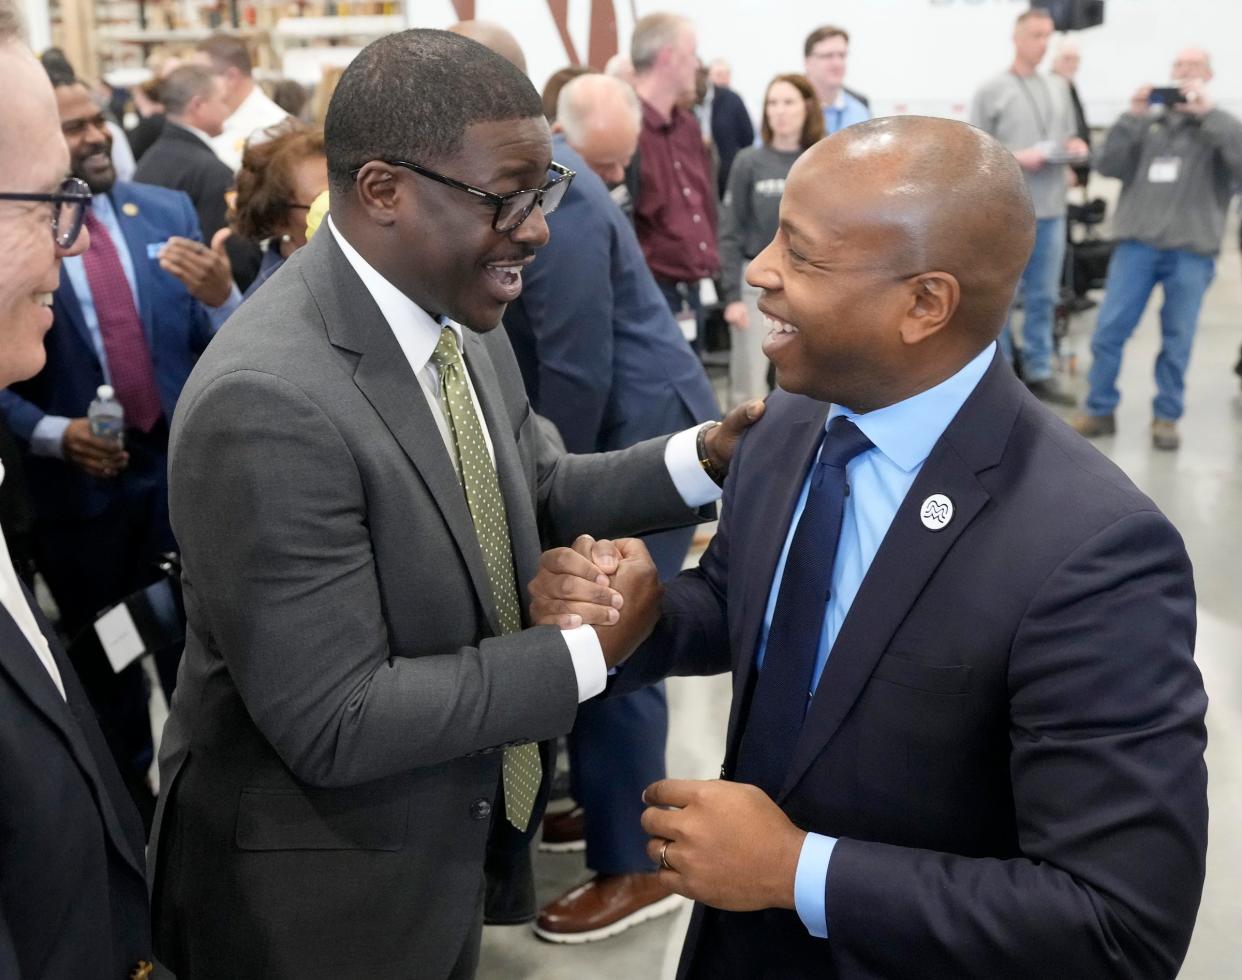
[431,325,462,372]
[820,416,874,470]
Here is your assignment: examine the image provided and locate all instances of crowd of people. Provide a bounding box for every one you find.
[0,1,1233,977]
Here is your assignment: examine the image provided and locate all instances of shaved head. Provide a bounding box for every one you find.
[448,20,526,75]
[748,116,1035,410]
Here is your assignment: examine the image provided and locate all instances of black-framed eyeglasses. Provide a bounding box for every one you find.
[0,176,92,248]
[351,160,575,233]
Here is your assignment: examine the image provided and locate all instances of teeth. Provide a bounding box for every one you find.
[35,293,53,307]
[763,315,797,335]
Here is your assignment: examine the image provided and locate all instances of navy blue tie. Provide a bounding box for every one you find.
[733,416,874,798]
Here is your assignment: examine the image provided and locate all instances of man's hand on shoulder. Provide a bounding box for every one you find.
[702,399,765,481]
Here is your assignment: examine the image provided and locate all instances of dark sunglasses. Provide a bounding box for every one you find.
[0,176,92,249]
[351,160,575,233]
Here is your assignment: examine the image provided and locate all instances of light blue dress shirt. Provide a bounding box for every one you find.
[763,342,995,939]
[30,194,240,458]
[821,91,871,136]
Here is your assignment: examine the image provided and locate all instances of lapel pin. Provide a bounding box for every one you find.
[121,202,139,217]
[920,493,954,531]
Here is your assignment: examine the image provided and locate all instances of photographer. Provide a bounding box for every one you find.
[1074,47,1242,450]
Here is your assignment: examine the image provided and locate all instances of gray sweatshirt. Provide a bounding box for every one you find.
[971,70,1076,220]
[718,144,802,303]
[1097,107,1242,257]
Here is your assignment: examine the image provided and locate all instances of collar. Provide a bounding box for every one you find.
[640,97,686,133]
[167,119,216,149]
[828,341,996,473]
[326,216,462,371]
[91,192,117,222]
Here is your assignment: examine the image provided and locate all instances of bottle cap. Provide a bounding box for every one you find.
[97,384,115,400]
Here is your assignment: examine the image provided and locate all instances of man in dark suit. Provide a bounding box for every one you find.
[705,77,755,199]
[530,116,1208,978]
[0,23,150,977]
[0,72,237,823]
[149,31,750,977]
[132,63,264,291]
[504,71,726,942]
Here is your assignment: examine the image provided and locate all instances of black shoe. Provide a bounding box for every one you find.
[1025,378,1076,407]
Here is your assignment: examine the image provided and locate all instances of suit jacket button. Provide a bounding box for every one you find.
[471,798,493,821]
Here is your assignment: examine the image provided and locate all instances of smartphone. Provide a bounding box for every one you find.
[1148,86,1185,107]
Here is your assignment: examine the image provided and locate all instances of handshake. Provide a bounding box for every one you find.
[528,534,664,669]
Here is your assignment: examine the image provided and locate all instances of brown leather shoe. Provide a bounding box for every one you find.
[538,805,585,853]
[1151,418,1180,451]
[533,873,684,943]
[1071,413,1116,438]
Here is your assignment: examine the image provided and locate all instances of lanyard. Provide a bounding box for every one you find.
[1013,72,1051,140]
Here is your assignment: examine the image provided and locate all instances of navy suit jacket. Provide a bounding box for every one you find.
[616,352,1208,979]
[0,591,150,978]
[710,85,756,199]
[0,181,216,520]
[504,137,719,457]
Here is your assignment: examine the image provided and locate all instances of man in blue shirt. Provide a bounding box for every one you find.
[803,25,870,136]
[0,73,238,823]
[529,116,1206,977]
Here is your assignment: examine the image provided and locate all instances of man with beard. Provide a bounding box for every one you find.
[0,71,239,824]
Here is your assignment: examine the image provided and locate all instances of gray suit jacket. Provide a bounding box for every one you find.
[150,228,704,978]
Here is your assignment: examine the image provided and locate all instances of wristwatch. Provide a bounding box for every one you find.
[696,421,727,487]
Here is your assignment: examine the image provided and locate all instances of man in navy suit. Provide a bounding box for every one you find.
[503,72,727,943]
[0,24,150,977]
[530,116,1207,977]
[0,73,239,822]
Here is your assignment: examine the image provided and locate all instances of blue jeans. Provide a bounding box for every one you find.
[1085,241,1216,421]
[1000,216,1065,383]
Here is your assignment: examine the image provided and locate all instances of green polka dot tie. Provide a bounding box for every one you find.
[431,326,542,831]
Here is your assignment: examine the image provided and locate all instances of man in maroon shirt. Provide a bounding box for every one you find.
[631,13,719,351]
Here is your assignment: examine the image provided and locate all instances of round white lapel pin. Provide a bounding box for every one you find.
[920,493,954,531]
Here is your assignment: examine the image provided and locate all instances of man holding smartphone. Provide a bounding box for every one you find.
[1073,47,1242,450]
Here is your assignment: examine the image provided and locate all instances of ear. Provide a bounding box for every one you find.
[353,161,402,228]
[898,272,960,346]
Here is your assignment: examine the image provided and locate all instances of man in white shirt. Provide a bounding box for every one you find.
[0,9,151,975]
[193,32,289,173]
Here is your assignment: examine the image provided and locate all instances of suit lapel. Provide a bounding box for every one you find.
[302,232,502,635]
[109,187,158,346]
[54,263,96,361]
[0,600,145,878]
[776,353,1021,801]
[722,403,828,765]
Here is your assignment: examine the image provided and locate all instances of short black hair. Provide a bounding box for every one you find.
[40,47,75,86]
[324,29,543,191]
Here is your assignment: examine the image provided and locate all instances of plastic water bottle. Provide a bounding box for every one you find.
[88,384,125,445]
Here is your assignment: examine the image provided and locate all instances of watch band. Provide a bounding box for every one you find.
[696,421,727,487]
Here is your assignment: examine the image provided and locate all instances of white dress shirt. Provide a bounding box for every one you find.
[0,462,66,700]
[211,85,290,173]
[328,218,719,700]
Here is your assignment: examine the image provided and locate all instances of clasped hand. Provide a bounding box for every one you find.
[528,534,662,669]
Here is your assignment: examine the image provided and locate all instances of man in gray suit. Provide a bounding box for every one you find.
[150,30,754,978]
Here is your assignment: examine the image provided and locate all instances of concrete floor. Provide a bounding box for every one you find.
[479,232,1242,978]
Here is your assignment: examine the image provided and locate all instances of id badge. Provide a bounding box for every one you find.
[146,240,169,260]
[1147,157,1181,184]
[698,277,718,306]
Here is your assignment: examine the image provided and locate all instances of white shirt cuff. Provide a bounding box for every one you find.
[562,624,608,702]
[31,415,71,460]
[794,832,837,939]
[665,424,723,508]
